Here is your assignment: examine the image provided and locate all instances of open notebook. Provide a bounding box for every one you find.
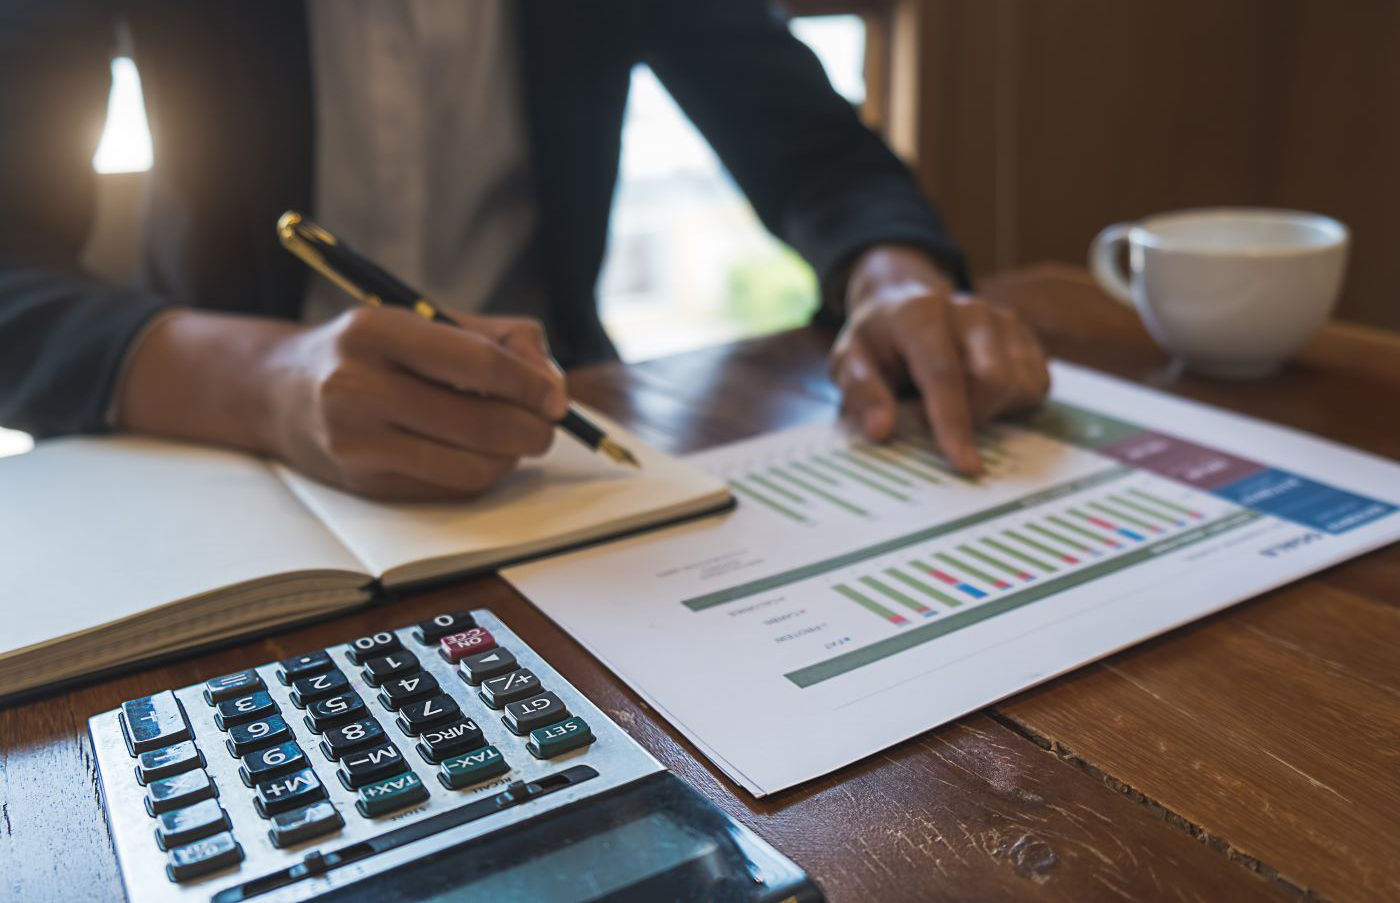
[0,409,730,702]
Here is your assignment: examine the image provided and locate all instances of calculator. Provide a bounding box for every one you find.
[89,608,822,902]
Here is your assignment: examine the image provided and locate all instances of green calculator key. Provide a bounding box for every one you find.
[527,716,594,759]
[439,745,509,789]
[356,770,429,817]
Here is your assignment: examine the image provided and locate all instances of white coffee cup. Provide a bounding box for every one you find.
[1089,208,1349,378]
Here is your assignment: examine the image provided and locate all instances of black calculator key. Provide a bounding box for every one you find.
[202,669,265,705]
[268,800,343,848]
[414,610,476,644]
[226,715,292,757]
[502,692,569,735]
[395,694,461,735]
[120,692,191,755]
[254,768,325,817]
[289,670,349,708]
[338,742,408,789]
[215,691,278,729]
[416,718,485,763]
[320,718,385,760]
[136,740,203,785]
[457,647,517,685]
[346,631,401,665]
[303,692,366,732]
[155,798,230,851]
[277,650,333,685]
[478,669,541,709]
[146,768,216,816]
[377,672,438,710]
[361,650,419,686]
[166,831,243,882]
[239,741,307,786]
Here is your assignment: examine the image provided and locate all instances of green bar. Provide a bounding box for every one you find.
[1027,520,1093,553]
[681,467,1131,611]
[885,567,962,608]
[859,576,928,615]
[834,583,903,623]
[834,449,913,487]
[957,544,1025,580]
[890,441,962,479]
[785,511,1261,686]
[1110,493,1180,524]
[1004,528,1068,563]
[749,472,806,505]
[772,466,870,517]
[855,445,944,484]
[984,536,1054,573]
[1089,499,1156,532]
[727,480,807,524]
[935,551,1001,587]
[790,458,839,485]
[1049,513,1110,546]
[810,454,910,501]
[1128,487,1198,518]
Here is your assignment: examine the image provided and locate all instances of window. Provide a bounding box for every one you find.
[92,57,152,175]
[598,14,869,362]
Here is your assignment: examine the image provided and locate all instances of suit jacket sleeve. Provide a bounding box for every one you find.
[638,0,971,314]
[0,2,172,437]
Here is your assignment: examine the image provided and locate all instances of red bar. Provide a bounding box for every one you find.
[926,567,959,586]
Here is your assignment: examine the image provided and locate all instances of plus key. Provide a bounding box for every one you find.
[438,627,497,664]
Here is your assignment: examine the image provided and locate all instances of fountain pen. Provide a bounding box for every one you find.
[276,210,640,469]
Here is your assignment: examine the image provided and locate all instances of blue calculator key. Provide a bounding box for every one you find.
[166,831,242,882]
[214,691,277,729]
[254,768,325,817]
[528,716,595,759]
[155,798,229,851]
[439,745,509,789]
[226,715,292,757]
[277,651,334,685]
[239,741,307,786]
[356,771,428,817]
[303,691,365,732]
[289,670,349,708]
[136,740,203,785]
[268,800,343,848]
[146,768,216,816]
[120,692,191,755]
[338,742,407,789]
[202,669,264,705]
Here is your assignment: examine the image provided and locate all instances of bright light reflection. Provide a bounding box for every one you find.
[93,57,153,174]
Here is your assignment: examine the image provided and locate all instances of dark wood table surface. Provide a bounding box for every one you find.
[3,265,1398,903]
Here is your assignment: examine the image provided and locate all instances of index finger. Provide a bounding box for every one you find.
[894,301,982,475]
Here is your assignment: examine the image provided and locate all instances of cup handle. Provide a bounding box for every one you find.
[1088,222,1135,306]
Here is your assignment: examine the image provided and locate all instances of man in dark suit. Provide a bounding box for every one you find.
[0,0,1048,498]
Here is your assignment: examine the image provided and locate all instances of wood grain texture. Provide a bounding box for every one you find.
[5,266,1397,902]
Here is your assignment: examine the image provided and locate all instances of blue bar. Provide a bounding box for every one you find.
[1213,468,1397,534]
[956,583,987,599]
[1116,528,1145,542]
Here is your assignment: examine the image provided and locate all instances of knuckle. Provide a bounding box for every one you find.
[332,306,382,350]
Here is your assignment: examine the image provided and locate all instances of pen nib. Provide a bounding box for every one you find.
[599,438,642,469]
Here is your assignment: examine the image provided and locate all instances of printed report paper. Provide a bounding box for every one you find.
[503,362,1400,796]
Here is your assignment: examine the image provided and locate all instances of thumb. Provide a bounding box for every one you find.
[833,344,898,441]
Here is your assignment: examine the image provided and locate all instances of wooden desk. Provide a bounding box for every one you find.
[3,265,1397,903]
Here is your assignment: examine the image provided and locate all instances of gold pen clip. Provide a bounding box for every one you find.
[276,211,381,306]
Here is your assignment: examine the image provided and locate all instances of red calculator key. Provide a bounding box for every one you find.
[438,627,496,663]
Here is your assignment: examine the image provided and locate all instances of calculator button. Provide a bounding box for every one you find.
[202,669,265,705]
[277,651,334,685]
[416,718,485,763]
[254,768,326,817]
[395,694,461,735]
[214,691,278,729]
[289,670,349,707]
[136,740,203,785]
[356,771,428,818]
[120,692,191,755]
[239,741,307,786]
[438,745,509,789]
[458,648,518,685]
[438,627,496,663]
[166,831,243,882]
[155,798,230,851]
[346,631,402,665]
[377,672,439,710]
[146,768,217,816]
[226,715,292,757]
[303,692,366,732]
[338,742,408,789]
[478,669,541,709]
[414,610,476,644]
[268,800,343,848]
[361,650,419,686]
[502,692,569,735]
[320,719,385,760]
[528,716,595,759]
